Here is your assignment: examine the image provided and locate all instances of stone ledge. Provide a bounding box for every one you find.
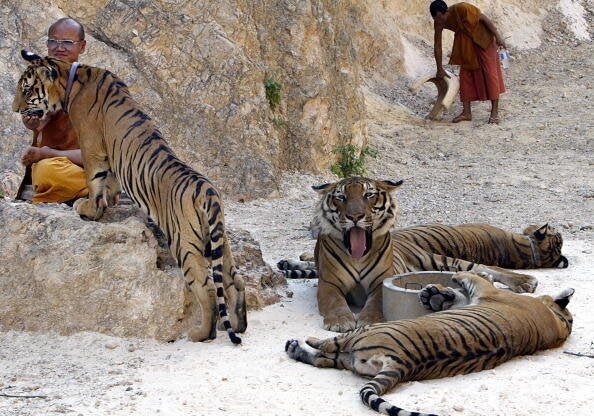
[0,199,285,341]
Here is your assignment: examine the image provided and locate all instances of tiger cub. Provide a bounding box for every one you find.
[286,271,574,416]
[13,51,246,344]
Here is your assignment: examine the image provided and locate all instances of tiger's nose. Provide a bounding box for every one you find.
[346,212,365,223]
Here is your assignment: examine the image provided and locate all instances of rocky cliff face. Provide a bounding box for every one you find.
[1,0,590,200]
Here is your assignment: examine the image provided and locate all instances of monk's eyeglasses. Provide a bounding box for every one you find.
[47,39,83,49]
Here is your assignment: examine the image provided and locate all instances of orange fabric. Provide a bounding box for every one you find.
[447,2,494,70]
[31,157,88,204]
[459,39,505,102]
[17,110,83,201]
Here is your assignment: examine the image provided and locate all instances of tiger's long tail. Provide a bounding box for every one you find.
[277,259,318,279]
[206,189,241,345]
[360,374,438,416]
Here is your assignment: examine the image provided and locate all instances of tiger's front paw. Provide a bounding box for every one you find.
[419,284,457,311]
[323,314,356,333]
[73,197,105,221]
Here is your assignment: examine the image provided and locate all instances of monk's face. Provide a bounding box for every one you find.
[46,21,86,63]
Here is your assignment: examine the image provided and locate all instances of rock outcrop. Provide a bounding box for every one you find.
[0,199,284,341]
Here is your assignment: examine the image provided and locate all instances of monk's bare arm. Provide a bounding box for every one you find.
[480,13,507,48]
[433,21,447,78]
[21,147,84,167]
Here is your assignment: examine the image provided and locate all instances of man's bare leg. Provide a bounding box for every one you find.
[453,101,472,122]
[489,99,500,123]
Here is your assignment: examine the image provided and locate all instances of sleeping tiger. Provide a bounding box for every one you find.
[281,176,540,332]
[395,222,568,269]
[286,271,574,416]
[12,50,246,344]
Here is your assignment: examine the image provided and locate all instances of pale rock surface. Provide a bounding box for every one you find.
[0,200,284,341]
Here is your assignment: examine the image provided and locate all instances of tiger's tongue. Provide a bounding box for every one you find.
[349,227,367,258]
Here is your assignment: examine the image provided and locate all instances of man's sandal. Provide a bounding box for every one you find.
[488,116,500,124]
[452,114,472,123]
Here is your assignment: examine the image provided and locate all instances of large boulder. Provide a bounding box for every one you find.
[0,199,284,341]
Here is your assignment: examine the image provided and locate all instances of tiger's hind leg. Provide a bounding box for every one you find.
[404,246,538,293]
[183,254,217,342]
[451,271,501,302]
[419,284,468,311]
[103,171,122,206]
[474,265,538,293]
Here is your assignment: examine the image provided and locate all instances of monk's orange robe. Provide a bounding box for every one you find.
[447,2,505,101]
[17,110,88,203]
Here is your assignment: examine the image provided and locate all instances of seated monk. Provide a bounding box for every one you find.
[17,17,88,204]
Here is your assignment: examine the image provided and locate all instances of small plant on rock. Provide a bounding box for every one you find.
[264,77,282,110]
[331,144,378,178]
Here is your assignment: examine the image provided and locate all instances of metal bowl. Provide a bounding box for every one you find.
[382,271,460,321]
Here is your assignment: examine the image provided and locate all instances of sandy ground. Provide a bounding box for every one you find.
[1,42,593,416]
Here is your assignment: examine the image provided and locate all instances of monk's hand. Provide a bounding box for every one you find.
[21,146,47,166]
[22,115,41,131]
[22,114,51,132]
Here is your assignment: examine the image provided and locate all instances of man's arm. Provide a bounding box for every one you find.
[21,114,84,167]
[480,13,507,48]
[21,146,84,167]
[433,20,448,78]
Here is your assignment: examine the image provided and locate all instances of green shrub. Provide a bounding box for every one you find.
[264,77,282,110]
[331,144,378,178]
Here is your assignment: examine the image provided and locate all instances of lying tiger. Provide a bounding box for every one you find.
[13,51,246,344]
[280,222,568,277]
[280,176,545,332]
[286,271,574,416]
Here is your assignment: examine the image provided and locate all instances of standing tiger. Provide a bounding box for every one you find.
[286,271,574,416]
[13,51,246,344]
[283,176,540,332]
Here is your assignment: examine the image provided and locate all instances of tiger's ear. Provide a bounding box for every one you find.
[377,179,403,193]
[533,223,549,240]
[553,288,574,309]
[21,50,42,62]
[312,182,336,194]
